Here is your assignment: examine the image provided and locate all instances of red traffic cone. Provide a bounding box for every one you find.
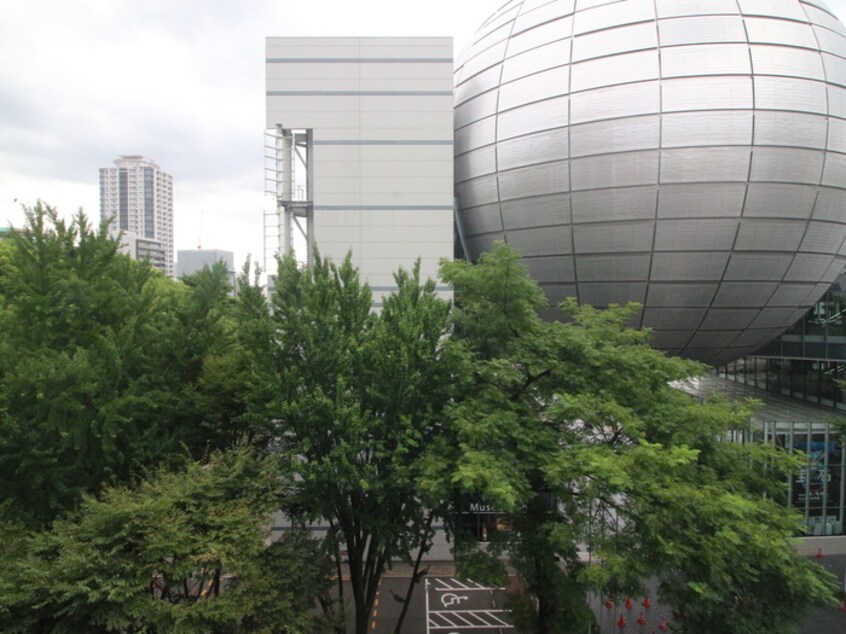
[637,611,647,625]
[659,620,669,632]
[618,614,626,629]
[838,599,846,613]
[605,598,614,609]
[626,595,633,609]
[816,547,824,559]
[643,596,652,609]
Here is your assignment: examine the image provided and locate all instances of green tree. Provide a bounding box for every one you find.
[0,204,257,526]
[248,252,461,634]
[0,449,331,633]
[434,242,835,634]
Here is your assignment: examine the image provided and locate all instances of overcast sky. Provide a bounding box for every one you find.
[2,0,846,270]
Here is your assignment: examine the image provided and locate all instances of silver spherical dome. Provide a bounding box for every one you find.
[455,0,846,364]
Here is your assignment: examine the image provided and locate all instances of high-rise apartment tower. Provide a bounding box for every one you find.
[99,155,174,277]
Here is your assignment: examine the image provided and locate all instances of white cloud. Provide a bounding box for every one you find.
[4,0,845,270]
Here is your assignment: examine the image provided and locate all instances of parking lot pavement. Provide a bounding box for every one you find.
[363,557,846,633]
[368,576,515,633]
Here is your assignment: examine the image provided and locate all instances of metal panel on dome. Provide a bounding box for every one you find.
[455,118,496,154]
[658,16,747,46]
[826,118,846,152]
[734,220,806,251]
[571,186,657,223]
[501,39,571,83]
[754,112,827,149]
[812,26,846,58]
[506,18,573,57]
[514,2,576,35]
[501,193,570,229]
[646,283,719,307]
[754,76,828,113]
[455,66,502,106]
[656,0,740,19]
[738,0,808,21]
[799,221,846,253]
[713,283,779,307]
[455,174,499,208]
[642,308,707,329]
[784,253,836,281]
[649,330,697,348]
[573,220,655,254]
[803,4,846,34]
[661,44,751,77]
[750,45,826,80]
[662,76,753,111]
[572,22,657,62]
[459,204,504,235]
[811,187,846,220]
[660,147,750,183]
[821,152,846,187]
[579,282,647,306]
[744,17,819,48]
[499,161,569,201]
[456,0,846,364]
[650,252,731,281]
[749,308,800,329]
[522,255,576,282]
[742,183,817,218]
[509,225,572,257]
[497,127,570,171]
[455,146,496,181]
[573,1,655,36]
[575,254,652,281]
[571,80,660,123]
[497,95,569,140]
[570,115,660,157]
[724,254,793,280]
[657,183,746,218]
[750,147,824,184]
[768,284,820,306]
[689,330,743,348]
[700,310,759,330]
[661,111,752,147]
[653,219,737,252]
[455,91,498,129]
[498,66,571,112]
[571,151,660,190]
[571,49,659,91]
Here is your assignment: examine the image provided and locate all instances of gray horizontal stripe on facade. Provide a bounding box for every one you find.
[314,140,453,146]
[267,90,452,96]
[314,205,454,211]
[267,57,452,63]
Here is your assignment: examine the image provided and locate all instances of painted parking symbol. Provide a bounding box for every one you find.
[425,577,515,632]
[441,593,469,608]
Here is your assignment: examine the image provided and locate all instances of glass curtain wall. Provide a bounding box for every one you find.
[720,274,846,410]
[731,422,845,536]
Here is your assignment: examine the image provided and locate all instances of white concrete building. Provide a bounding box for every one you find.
[177,249,237,292]
[265,36,454,305]
[100,155,174,277]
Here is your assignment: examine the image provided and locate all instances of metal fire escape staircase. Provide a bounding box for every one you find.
[264,126,313,283]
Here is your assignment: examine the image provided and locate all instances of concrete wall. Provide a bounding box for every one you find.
[266,37,454,302]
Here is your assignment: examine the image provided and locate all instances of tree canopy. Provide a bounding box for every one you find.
[0,206,837,634]
[434,243,836,634]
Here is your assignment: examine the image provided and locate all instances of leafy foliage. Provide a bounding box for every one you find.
[0,204,256,526]
[246,251,462,634]
[0,450,331,633]
[435,242,836,634]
